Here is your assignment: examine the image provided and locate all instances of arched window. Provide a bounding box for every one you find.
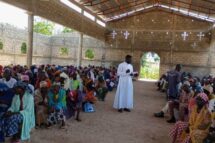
[140,52,160,80]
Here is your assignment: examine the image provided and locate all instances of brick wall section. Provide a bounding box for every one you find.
[106,11,215,77]
[0,24,105,66]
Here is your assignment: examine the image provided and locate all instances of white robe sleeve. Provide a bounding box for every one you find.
[117,63,127,76]
[130,64,134,74]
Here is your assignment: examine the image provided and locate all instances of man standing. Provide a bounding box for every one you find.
[154,64,182,123]
[113,55,134,112]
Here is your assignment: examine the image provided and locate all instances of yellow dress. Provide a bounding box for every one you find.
[181,106,211,143]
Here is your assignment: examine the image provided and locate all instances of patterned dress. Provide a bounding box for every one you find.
[170,106,211,143]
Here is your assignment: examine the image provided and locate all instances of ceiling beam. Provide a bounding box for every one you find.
[170,0,215,13]
[203,0,215,4]
[107,5,214,23]
[84,0,109,6]
[161,1,215,14]
[82,0,96,5]
[98,0,151,15]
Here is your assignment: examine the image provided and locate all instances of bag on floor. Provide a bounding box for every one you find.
[84,102,95,113]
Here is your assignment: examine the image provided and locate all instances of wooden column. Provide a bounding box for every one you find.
[77,32,83,67]
[27,12,34,67]
[209,28,215,75]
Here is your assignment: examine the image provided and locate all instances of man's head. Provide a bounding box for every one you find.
[175,64,182,72]
[3,68,12,81]
[125,55,132,64]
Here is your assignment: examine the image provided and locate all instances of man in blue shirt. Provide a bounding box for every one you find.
[154,64,182,123]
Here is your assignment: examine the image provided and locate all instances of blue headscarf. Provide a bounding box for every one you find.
[13,81,33,94]
[194,83,203,94]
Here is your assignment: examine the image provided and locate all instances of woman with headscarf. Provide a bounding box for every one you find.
[170,92,211,143]
[35,71,51,89]
[47,83,66,128]
[34,81,49,127]
[21,74,34,94]
[0,81,35,142]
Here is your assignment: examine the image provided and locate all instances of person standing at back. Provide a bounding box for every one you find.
[154,64,182,123]
[113,55,134,113]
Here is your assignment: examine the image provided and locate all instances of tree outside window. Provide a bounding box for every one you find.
[21,42,27,54]
[85,49,95,60]
[59,47,69,56]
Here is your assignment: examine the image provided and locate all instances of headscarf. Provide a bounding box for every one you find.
[13,81,32,93]
[60,72,69,79]
[39,81,48,88]
[197,92,209,103]
[194,84,203,93]
[203,85,213,94]
[21,75,29,82]
[183,81,190,86]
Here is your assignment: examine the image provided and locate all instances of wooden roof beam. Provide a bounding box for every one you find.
[203,0,215,4]
[171,0,215,13]
[161,1,215,14]
[98,0,151,15]
[84,0,110,6]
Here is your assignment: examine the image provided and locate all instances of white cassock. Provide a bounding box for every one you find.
[113,62,134,109]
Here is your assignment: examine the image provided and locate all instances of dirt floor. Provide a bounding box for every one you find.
[29,81,172,143]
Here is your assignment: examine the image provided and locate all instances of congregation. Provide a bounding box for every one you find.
[0,64,118,142]
[155,65,215,143]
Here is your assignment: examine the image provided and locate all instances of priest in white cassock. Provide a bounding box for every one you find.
[113,55,134,112]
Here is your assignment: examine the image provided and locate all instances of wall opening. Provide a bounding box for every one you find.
[139,52,160,81]
[85,49,95,60]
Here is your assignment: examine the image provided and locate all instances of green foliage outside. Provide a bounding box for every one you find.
[140,52,160,80]
[21,42,27,54]
[33,21,54,36]
[140,64,159,80]
[0,40,3,50]
[85,49,95,60]
[60,47,69,56]
[62,27,74,33]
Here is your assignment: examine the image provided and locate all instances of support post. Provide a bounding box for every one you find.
[27,12,34,67]
[209,28,215,75]
[77,32,83,67]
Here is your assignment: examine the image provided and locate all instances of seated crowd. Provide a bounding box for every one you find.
[155,65,215,143]
[0,64,118,142]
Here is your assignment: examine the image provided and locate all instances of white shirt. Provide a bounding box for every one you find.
[0,77,17,88]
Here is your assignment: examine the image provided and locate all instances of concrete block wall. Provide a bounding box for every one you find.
[107,11,215,78]
[0,24,105,66]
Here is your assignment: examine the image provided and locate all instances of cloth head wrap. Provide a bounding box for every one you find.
[14,81,32,93]
[21,75,29,82]
[196,92,209,102]
[40,81,48,88]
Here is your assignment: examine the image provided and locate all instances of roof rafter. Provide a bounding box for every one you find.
[97,0,151,15]
[74,0,215,22]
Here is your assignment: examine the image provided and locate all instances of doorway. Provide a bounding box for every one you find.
[139,52,160,81]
